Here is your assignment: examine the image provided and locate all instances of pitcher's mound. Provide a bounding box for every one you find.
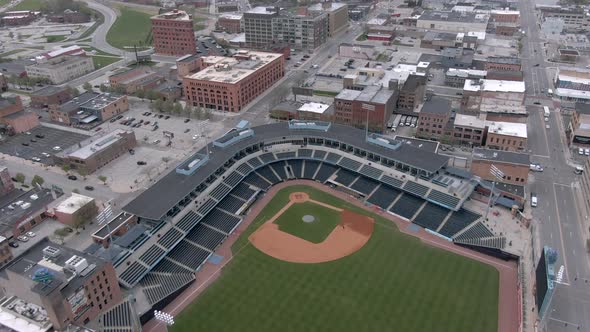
[302,215,315,223]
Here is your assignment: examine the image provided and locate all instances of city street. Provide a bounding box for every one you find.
[519,0,590,329]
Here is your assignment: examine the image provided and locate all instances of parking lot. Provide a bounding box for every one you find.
[91,98,227,192]
[0,126,89,165]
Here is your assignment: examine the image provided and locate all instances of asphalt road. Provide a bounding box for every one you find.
[519,0,590,329]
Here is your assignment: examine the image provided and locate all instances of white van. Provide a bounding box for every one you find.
[531,193,538,207]
[575,166,584,174]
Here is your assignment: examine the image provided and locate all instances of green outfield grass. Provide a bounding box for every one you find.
[273,201,341,243]
[172,185,499,332]
[10,0,42,11]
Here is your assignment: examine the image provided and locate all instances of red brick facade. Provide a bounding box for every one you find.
[151,10,197,56]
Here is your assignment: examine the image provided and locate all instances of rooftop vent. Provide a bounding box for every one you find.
[42,246,61,258]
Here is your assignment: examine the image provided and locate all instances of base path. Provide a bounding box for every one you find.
[249,192,374,263]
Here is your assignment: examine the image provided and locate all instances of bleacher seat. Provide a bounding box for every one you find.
[248,157,263,168]
[269,161,289,180]
[403,181,430,197]
[455,222,494,240]
[259,152,276,163]
[359,165,383,179]
[140,269,194,305]
[257,165,281,184]
[438,209,480,238]
[312,150,327,160]
[298,149,313,158]
[201,208,241,234]
[176,211,202,233]
[367,185,401,209]
[231,183,257,200]
[166,241,211,270]
[224,171,243,187]
[389,194,425,220]
[338,157,362,171]
[303,160,320,179]
[380,175,403,188]
[326,152,342,163]
[209,183,232,201]
[314,163,338,182]
[333,169,358,187]
[139,245,166,266]
[157,228,183,249]
[243,172,271,190]
[412,203,450,231]
[119,261,148,286]
[276,151,296,160]
[197,198,217,216]
[217,195,246,214]
[350,176,379,195]
[185,224,226,251]
[427,189,461,210]
[235,162,253,175]
[288,160,304,178]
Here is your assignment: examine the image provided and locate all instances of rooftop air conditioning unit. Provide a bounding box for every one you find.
[65,255,88,274]
[43,246,61,258]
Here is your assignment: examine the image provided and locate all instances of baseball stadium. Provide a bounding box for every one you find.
[93,121,519,332]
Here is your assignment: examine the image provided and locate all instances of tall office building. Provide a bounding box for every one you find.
[151,9,197,56]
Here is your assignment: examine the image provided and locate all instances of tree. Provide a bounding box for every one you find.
[162,99,173,113]
[61,164,71,173]
[183,103,193,117]
[204,107,213,120]
[172,102,183,115]
[31,175,45,187]
[135,89,145,100]
[15,173,25,183]
[99,84,108,92]
[68,86,80,97]
[83,82,93,91]
[151,98,164,113]
[192,106,203,120]
[8,31,13,39]
[98,175,107,184]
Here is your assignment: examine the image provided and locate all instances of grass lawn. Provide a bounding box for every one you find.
[313,90,339,97]
[193,16,207,31]
[11,0,42,10]
[273,201,341,243]
[92,56,121,68]
[46,35,67,43]
[0,49,26,57]
[106,7,153,50]
[172,185,499,332]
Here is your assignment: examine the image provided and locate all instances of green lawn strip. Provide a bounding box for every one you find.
[11,0,41,10]
[46,35,67,43]
[273,201,341,243]
[92,56,121,68]
[313,90,339,97]
[170,185,500,332]
[0,49,26,57]
[82,46,115,57]
[106,7,153,50]
[0,0,9,7]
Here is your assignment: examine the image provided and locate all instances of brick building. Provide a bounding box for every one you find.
[0,166,14,197]
[30,86,72,108]
[50,92,128,125]
[91,212,138,247]
[0,237,12,269]
[151,10,197,56]
[108,67,164,94]
[416,96,453,140]
[0,96,39,134]
[396,74,427,111]
[47,9,90,23]
[334,85,398,133]
[0,238,123,330]
[471,148,530,185]
[270,101,333,121]
[55,129,137,174]
[490,9,520,23]
[453,114,487,146]
[484,56,522,72]
[485,121,527,152]
[1,10,40,26]
[25,55,94,84]
[216,13,242,33]
[183,50,284,112]
[308,2,349,36]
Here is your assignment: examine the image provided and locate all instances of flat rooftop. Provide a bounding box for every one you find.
[27,55,89,69]
[308,2,347,12]
[187,51,282,84]
[487,121,527,138]
[93,212,134,239]
[298,102,331,114]
[65,129,131,160]
[123,122,450,220]
[246,6,277,15]
[31,86,68,97]
[472,147,530,166]
[5,237,106,297]
[487,56,521,65]
[447,68,487,78]
[454,114,486,128]
[419,10,489,23]
[80,93,124,111]
[152,9,190,21]
[421,96,452,115]
[0,188,57,237]
[54,193,93,214]
[464,79,525,93]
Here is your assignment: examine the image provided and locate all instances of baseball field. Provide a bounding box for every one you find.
[171,184,499,332]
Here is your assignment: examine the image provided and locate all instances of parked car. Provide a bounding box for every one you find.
[41,152,50,157]
[153,139,161,144]
[579,148,584,155]
[53,146,61,151]
[184,119,190,123]
[25,231,35,238]
[585,149,590,156]
[8,241,18,248]
[84,185,94,191]
[35,134,44,138]
[31,157,41,162]
[165,115,170,120]
[21,142,29,146]
[531,193,538,207]
[530,163,543,172]
[17,235,29,242]
[184,128,190,133]
[137,161,147,165]
[68,175,77,180]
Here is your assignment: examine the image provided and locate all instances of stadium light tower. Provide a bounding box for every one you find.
[154,310,175,331]
[96,200,114,253]
[484,164,504,221]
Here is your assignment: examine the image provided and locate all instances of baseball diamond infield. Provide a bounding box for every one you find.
[150,181,518,332]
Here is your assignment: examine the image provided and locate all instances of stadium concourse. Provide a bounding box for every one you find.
[91,121,520,330]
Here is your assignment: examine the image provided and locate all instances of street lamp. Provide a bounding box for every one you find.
[154,310,175,331]
[484,164,504,221]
